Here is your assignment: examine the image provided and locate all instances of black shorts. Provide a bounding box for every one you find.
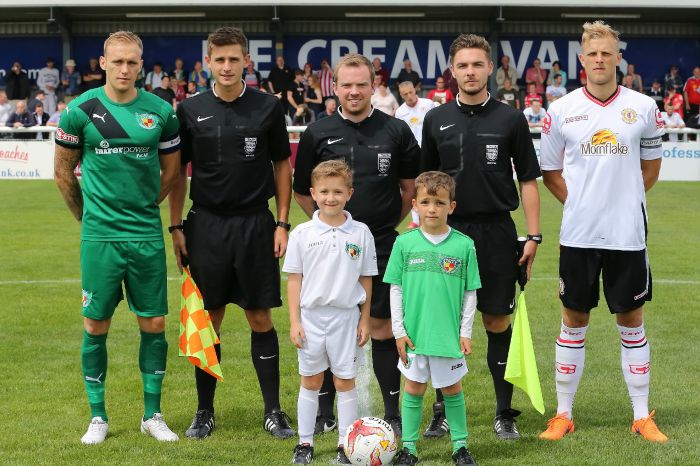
[559,246,652,313]
[370,230,398,319]
[184,207,282,311]
[449,216,518,315]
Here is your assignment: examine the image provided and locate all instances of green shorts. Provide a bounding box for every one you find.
[80,240,168,320]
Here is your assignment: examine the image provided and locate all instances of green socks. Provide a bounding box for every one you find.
[82,330,108,421]
[444,392,468,453]
[139,330,168,420]
[401,392,424,455]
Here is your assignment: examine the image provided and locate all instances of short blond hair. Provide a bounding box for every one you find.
[311,159,353,188]
[581,21,620,47]
[103,31,143,55]
[333,53,374,84]
[415,171,456,201]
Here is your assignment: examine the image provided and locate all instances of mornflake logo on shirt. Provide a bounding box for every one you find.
[580,129,629,156]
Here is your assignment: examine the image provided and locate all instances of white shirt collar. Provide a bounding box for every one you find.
[312,210,354,234]
[212,80,247,99]
[456,92,491,107]
[337,105,375,121]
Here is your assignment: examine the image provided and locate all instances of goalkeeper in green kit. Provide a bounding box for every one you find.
[54,31,181,444]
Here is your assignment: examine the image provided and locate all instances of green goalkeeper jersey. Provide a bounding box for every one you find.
[384,228,481,358]
[56,87,180,241]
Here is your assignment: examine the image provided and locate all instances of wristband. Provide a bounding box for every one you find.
[526,233,543,244]
[276,220,291,231]
[168,224,184,233]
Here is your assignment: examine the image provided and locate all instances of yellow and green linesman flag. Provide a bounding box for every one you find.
[179,266,223,381]
[505,291,544,414]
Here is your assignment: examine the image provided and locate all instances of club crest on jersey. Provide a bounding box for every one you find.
[244,137,257,157]
[621,108,638,124]
[440,256,461,273]
[377,153,391,175]
[345,242,362,260]
[82,289,93,308]
[485,144,499,163]
[136,113,157,129]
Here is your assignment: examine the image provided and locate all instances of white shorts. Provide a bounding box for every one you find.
[298,306,363,379]
[397,353,468,389]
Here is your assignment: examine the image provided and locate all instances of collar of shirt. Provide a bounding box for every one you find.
[337,105,375,126]
[212,80,247,102]
[455,92,491,114]
[312,210,355,234]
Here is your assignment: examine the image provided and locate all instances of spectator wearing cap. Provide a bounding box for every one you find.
[61,59,82,102]
[36,57,60,115]
[665,65,684,93]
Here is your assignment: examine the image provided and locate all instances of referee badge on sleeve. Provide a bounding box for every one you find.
[377,153,391,175]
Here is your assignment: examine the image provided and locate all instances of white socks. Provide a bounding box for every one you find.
[297,386,319,445]
[618,324,650,420]
[337,388,358,447]
[554,322,588,419]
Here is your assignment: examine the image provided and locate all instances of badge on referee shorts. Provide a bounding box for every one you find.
[377,153,391,175]
[244,137,257,157]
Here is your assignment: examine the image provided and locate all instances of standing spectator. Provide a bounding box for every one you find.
[395,81,434,146]
[522,99,546,139]
[496,55,519,91]
[82,58,105,92]
[36,57,60,115]
[546,61,567,88]
[318,58,334,100]
[525,58,547,95]
[170,58,187,89]
[661,102,685,142]
[5,61,31,102]
[371,81,399,116]
[497,78,520,109]
[372,57,390,86]
[316,97,336,120]
[32,102,50,140]
[0,91,12,130]
[622,75,635,90]
[6,99,35,139]
[427,76,454,105]
[579,68,587,86]
[302,62,314,89]
[546,74,567,107]
[397,59,421,93]
[145,63,167,92]
[27,90,46,113]
[152,75,176,108]
[189,61,210,93]
[47,101,67,127]
[665,65,683,93]
[683,66,700,124]
[647,80,665,112]
[664,86,684,120]
[626,64,643,93]
[441,66,459,97]
[304,74,324,118]
[268,55,293,97]
[61,59,82,103]
[243,60,263,91]
[524,82,543,108]
[287,69,306,119]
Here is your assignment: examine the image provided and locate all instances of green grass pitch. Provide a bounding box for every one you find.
[0,180,698,465]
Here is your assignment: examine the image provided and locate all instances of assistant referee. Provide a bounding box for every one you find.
[294,53,420,436]
[421,33,542,440]
[168,27,295,440]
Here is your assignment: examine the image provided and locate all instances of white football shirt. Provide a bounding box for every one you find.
[540,86,664,250]
[395,97,435,146]
[283,211,378,309]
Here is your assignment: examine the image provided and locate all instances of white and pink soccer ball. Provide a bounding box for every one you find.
[343,416,398,466]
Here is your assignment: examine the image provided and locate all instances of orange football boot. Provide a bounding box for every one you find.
[539,413,575,440]
[631,410,668,443]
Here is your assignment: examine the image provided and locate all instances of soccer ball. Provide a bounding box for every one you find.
[343,416,398,466]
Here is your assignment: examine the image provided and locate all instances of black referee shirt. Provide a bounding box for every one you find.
[421,95,540,220]
[177,83,291,214]
[294,107,420,235]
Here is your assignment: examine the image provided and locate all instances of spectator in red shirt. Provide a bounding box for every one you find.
[683,66,700,123]
[524,82,543,108]
[427,76,454,105]
[664,86,684,120]
[525,58,547,95]
[579,68,587,86]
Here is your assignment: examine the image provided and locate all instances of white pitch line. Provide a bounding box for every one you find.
[0,276,698,286]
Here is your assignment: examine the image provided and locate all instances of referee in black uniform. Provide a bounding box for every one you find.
[421,34,542,440]
[293,53,420,436]
[168,27,295,440]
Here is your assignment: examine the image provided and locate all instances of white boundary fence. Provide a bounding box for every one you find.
[2,126,700,181]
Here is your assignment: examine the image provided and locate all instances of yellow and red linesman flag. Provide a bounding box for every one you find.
[505,291,544,414]
[179,266,223,381]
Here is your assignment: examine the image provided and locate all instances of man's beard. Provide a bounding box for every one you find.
[462,81,487,96]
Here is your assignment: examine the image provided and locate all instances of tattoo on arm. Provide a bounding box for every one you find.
[54,145,83,222]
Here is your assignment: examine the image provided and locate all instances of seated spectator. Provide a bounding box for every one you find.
[496,55,519,91]
[82,58,105,91]
[185,81,198,98]
[317,98,337,120]
[664,86,684,120]
[171,58,188,88]
[665,65,684,93]
[647,80,665,112]
[622,75,635,90]
[244,60,263,90]
[287,69,306,119]
[372,57,389,87]
[626,63,643,92]
[397,59,421,93]
[61,59,82,102]
[496,78,520,109]
[6,100,35,139]
[5,61,31,102]
[32,102,50,140]
[525,58,547,95]
[661,102,685,141]
[523,99,547,139]
[152,75,176,108]
[524,82,542,109]
[27,90,46,113]
[145,63,167,92]
[0,91,12,128]
[189,61,210,93]
[427,76,454,105]
[304,74,324,118]
[683,66,700,125]
[371,82,399,116]
[292,104,314,126]
[546,61,567,88]
[47,101,67,127]
[546,74,567,106]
